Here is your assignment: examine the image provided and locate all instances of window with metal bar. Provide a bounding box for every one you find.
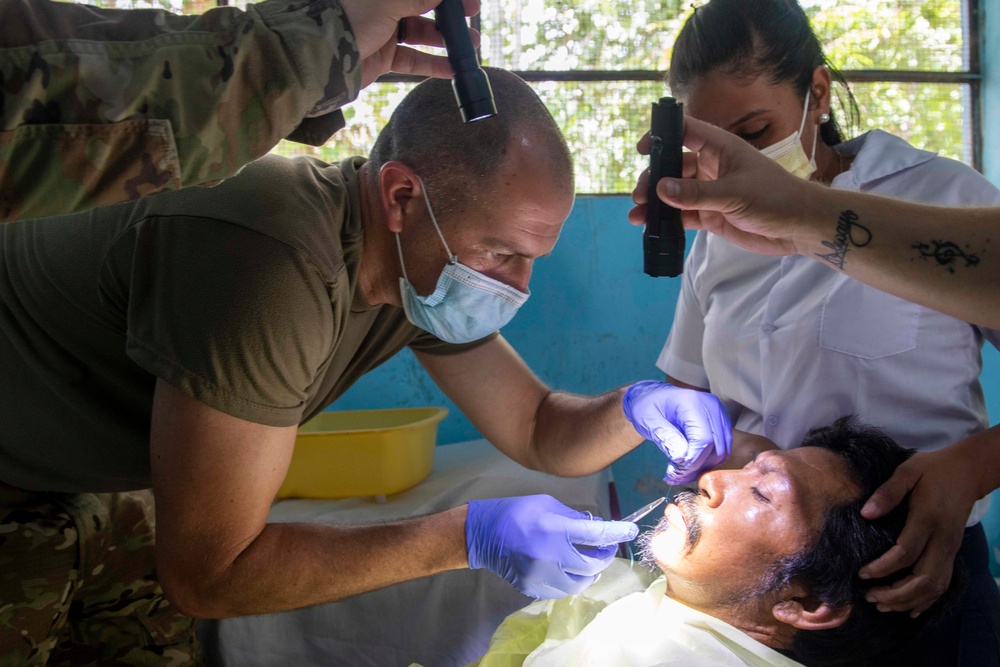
[72,0,983,194]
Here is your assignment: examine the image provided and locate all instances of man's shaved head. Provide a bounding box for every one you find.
[368,68,573,218]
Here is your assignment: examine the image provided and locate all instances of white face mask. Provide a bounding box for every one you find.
[760,89,818,180]
[395,178,529,344]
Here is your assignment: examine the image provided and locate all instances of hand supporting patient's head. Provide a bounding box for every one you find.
[638,416,964,667]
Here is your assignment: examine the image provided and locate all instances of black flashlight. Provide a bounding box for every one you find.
[644,97,685,277]
[434,0,497,123]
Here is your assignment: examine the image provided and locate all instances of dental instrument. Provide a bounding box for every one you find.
[621,496,667,524]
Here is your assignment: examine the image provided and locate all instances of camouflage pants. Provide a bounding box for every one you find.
[0,482,202,666]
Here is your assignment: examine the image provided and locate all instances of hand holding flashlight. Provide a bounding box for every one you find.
[340,0,481,88]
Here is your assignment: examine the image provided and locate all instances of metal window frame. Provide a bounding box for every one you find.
[382,69,979,84]
[213,0,980,186]
[380,0,984,182]
[968,0,983,171]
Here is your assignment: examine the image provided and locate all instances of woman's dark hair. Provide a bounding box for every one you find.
[668,0,859,146]
[762,417,966,667]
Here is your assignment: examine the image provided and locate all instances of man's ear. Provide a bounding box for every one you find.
[378,161,424,234]
[772,582,852,631]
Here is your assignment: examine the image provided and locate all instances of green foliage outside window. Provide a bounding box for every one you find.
[71,0,976,193]
[806,0,970,167]
[294,0,973,192]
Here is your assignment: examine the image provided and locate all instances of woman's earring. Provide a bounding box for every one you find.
[819,112,831,123]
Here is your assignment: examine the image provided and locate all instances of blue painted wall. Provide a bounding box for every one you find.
[330,195,1000,519]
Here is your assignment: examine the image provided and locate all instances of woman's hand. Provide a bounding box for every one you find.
[858,429,999,616]
[629,117,829,257]
[719,430,779,470]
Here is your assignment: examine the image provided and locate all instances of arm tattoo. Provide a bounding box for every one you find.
[815,210,872,270]
[912,240,980,274]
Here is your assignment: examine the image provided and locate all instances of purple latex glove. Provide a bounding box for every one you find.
[623,380,732,484]
[465,494,638,600]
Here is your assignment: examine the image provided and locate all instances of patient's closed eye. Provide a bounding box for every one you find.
[751,487,771,504]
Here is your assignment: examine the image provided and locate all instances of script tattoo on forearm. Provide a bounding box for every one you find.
[911,240,980,274]
[815,210,872,270]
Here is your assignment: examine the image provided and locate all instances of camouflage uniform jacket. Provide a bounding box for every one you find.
[0,0,361,221]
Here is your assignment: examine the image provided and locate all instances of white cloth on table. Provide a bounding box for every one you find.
[657,129,1000,526]
[199,438,613,667]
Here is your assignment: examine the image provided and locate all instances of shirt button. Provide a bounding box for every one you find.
[767,415,779,426]
[761,323,776,334]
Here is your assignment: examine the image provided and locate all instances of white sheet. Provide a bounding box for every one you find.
[199,439,613,667]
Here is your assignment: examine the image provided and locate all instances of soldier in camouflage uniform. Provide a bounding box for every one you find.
[0,483,201,666]
[0,0,477,663]
[0,0,468,221]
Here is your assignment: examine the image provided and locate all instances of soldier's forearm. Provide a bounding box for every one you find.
[158,507,469,618]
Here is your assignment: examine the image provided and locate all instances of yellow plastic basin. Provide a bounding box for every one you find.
[276,407,448,499]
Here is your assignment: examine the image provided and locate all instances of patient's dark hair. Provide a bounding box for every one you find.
[668,0,859,146]
[764,416,965,667]
[367,68,573,219]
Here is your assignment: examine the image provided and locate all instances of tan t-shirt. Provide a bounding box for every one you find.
[0,155,494,493]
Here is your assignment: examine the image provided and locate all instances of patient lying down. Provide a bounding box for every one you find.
[470,417,964,667]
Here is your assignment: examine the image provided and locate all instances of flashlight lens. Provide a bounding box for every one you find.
[452,69,497,123]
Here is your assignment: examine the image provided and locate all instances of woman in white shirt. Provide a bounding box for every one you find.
[654,1,1000,665]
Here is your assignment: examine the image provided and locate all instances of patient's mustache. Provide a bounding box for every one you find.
[636,489,704,567]
[672,490,703,552]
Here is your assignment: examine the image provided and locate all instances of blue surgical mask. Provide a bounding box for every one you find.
[395,179,530,344]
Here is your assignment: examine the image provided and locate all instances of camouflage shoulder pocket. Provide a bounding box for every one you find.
[0,118,182,221]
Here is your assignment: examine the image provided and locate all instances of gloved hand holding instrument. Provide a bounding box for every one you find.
[465,495,638,599]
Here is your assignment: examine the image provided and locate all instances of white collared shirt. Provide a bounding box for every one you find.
[657,130,1000,525]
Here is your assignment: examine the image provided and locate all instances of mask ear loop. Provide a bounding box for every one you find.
[395,175,459,283]
[797,88,811,139]
[394,234,411,284]
[809,122,820,166]
[415,176,458,265]
[799,89,820,166]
